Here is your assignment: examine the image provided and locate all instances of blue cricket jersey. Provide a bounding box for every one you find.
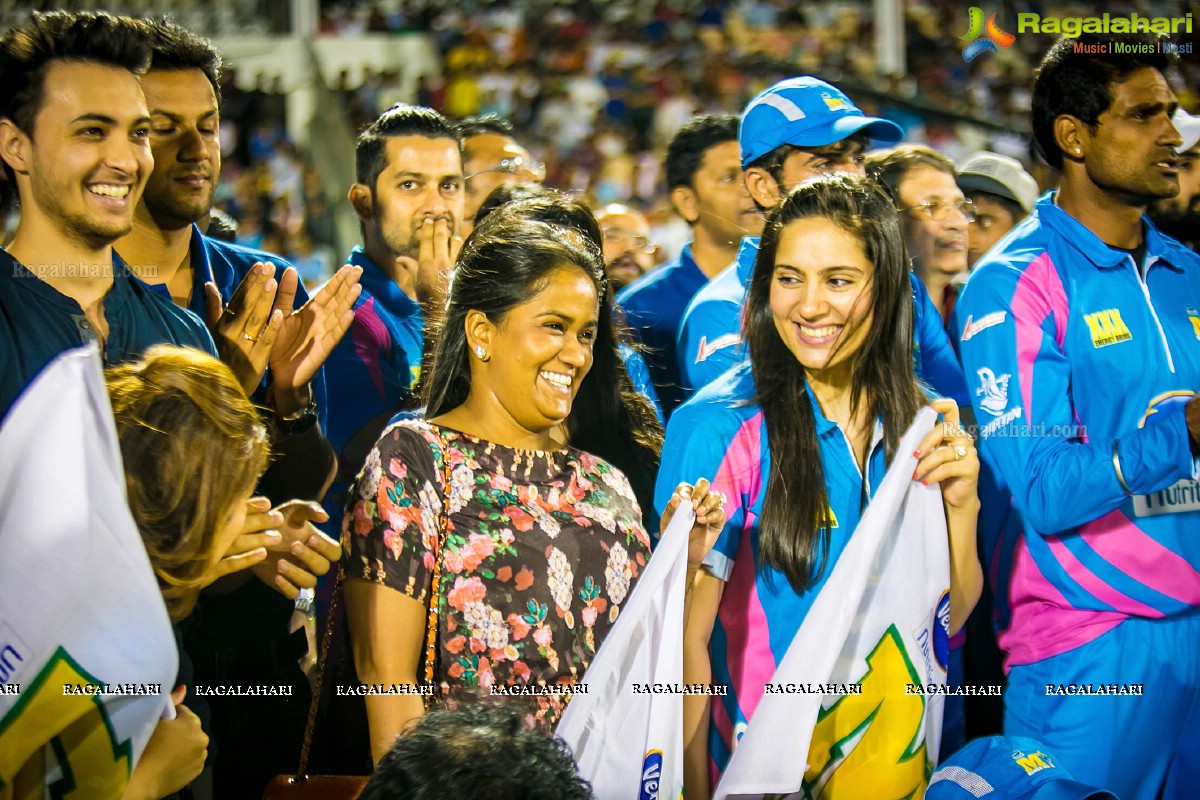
[616,243,709,418]
[953,192,1200,670]
[655,364,890,780]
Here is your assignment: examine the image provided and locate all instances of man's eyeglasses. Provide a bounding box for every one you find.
[900,198,977,222]
[601,229,658,256]
[465,156,547,182]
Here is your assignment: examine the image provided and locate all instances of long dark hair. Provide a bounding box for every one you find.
[423,198,662,502]
[745,174,924,593]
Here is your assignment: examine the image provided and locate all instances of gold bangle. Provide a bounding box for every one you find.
[1112,439,1134,496]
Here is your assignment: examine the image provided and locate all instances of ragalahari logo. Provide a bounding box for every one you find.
[961,7,1016,61]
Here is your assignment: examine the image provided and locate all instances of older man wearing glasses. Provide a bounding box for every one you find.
[457,115,546,236]
[867,145,975,323]
[596,203,659,291]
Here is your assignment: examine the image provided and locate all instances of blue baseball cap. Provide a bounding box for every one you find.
[738,76,904,168]
[927,737,1119,800]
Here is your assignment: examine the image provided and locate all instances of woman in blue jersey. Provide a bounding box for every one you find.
[665,175,983,797]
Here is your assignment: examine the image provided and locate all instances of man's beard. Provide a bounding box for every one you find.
[1150,199,1200,244]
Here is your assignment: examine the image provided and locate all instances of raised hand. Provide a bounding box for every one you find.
[267,264,362,415]
[913,398,980,512]
[250,500,342,600]
[203,262,285,395]
[395,216,461,308]
[661,478,727,566]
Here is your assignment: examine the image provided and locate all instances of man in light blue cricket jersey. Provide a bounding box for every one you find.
[675,76,968,405]
[953,32,1200,799]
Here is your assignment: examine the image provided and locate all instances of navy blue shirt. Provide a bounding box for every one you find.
[0,248,216,420]
[616,243,708,418]
[119,225,328,428]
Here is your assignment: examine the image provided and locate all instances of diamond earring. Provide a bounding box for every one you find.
[473,344,487,359]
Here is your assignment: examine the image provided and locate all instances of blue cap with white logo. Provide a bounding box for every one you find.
[738,76,904,168]
[927,737,1119,800]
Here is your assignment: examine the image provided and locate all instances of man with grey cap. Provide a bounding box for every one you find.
[958,152,1040,269]
[1149,109,1200,250]
[674,75,966,405]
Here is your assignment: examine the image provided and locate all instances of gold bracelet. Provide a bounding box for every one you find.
[1112,439,1134,497]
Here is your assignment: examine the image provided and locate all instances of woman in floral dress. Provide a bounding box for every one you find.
[343,204,725,763]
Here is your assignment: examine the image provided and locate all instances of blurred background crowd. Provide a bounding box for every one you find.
[1,0,1195,283]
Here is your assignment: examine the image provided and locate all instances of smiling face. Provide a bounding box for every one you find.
[769,217,874,376]
[1077,67,1182,206]
[138,68,220,230]
[9,60,152,249]
[898,165,968,280]
[475,265,599,436]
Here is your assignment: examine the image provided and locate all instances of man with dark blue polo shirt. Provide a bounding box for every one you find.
[321,104,463,532]
[0,12,214,420]
[108,22,362,799]
[617,114,760,418]
[115,20,362,504]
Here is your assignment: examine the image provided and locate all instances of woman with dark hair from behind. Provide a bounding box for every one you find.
[343,205,725,763]
[662,175,983,796]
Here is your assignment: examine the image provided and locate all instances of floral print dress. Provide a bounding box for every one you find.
[343,419,652,727]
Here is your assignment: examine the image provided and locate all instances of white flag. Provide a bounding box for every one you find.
[716,407,950,799]
[556,505,695,800]
[0,346,178,800]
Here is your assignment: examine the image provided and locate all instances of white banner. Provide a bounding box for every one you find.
[556,505,695,800]
[0,346,177,800]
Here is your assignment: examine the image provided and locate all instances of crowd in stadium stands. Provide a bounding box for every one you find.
[319,0,1198,250]
[3,4,1200,800]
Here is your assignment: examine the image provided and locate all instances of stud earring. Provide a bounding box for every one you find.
[473,344,487,359]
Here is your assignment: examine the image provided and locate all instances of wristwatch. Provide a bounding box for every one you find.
[294,587,316,620]
[275,401,318,436]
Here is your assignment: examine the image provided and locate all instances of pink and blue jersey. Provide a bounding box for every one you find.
[676,236,969,405]
[655,365,889,780]
[953,193,1200,671]
[321,246,425,536]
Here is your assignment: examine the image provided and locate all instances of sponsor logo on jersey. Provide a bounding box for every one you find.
[960,311,1007,341]
[1083,308,1132,348]
[639,750,664,800]
[1188,306,1200,340]
[695,332,740,363]
[975,367,1011,416]
[1133,479,1200,516]
[1012,748,1054,775]
[933,591,951,673]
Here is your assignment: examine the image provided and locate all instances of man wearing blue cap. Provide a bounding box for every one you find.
[674,76,968,405]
